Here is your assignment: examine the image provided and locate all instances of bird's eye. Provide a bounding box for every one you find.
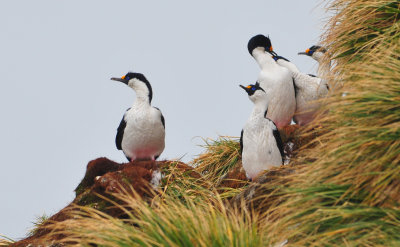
[309,50,314,55]
[252,87,256,91]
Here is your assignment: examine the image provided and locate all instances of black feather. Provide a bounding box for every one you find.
[240,129,244,156]
[154,107,165,128]
[247,34,270,55]
[273,55,290,62]
[293,78,298,98]
[271,123,284,164]
[160,114,165,128]
[116,108,130,150]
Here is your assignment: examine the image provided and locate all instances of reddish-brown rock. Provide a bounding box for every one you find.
[10,158,198,247]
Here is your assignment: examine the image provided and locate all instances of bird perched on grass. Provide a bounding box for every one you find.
[273,55,329,126]
[111,72,165,161]
[239,82,284,180]
[247,34,296,129]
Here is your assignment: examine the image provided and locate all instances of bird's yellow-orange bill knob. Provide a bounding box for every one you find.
[305,49,310,54]
[246,85,252,89]
[269,46,273,52]
[121,75,126,80]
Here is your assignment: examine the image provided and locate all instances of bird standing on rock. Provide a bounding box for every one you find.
[240,82,284,180]
[247,34,296,129]
[111,72,165,161]
[273,55,329,126]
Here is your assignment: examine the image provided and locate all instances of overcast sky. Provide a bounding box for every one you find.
[0,0,327,240]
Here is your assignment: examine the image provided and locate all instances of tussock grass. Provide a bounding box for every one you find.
[261,0,400,245]
[159,160,212,200]
[47,189,266,247]
[192,136,241,185]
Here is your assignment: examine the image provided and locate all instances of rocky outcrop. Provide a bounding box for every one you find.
[11,158,200,247]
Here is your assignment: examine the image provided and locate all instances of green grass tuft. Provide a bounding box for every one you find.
[192,136,241,185]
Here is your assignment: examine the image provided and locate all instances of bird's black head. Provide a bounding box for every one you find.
[298,45,326,56]
[239,82,265,96]
[111,72,148,84]
[111,72,153,103]
[247,34,273,55]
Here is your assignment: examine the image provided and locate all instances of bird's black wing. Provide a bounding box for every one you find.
[240,129,244,155]
[116,108,130,150]
[292,78,298,98]
[271,123,284,164]
[154,107,165,128]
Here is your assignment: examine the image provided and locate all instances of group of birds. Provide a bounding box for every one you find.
[111,34,329,180]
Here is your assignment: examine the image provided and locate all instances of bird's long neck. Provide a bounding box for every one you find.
[317,60,331,79]
[250,99,269,119]
[132,91,151,108]
[277,59,300,76]
[252,48,277,70]
[283,60,300,73]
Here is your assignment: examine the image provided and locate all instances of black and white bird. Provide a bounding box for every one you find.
[298,45,330,78]
[273,55,329,126]
[247,34,296,129]
[111,72,165,161]
[239,82,284,180]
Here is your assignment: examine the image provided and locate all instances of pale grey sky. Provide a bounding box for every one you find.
[0,0,327,239]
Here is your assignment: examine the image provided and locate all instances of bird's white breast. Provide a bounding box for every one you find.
[122,106,165,160]
[242,117,282,179]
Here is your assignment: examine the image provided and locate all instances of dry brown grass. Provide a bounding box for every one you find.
[0,234,14,247]
[44,188,266,247]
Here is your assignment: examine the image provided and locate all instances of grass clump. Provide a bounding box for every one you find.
[47,190,265,247]
[28,213,50,237]
[192,136,242,185]
[159,160,214,202]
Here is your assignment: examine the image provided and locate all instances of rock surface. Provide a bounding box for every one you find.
[10,158,199,247]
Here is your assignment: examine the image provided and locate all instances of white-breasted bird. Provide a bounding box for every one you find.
[111,72,165,161]
[298,45,330,79]
[239,82,284,180]
[273,55,329,126]
[247,34,296,129]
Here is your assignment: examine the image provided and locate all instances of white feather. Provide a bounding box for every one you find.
[251,48,296,128]
[276,59,329,126]
[242,90,282,180]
